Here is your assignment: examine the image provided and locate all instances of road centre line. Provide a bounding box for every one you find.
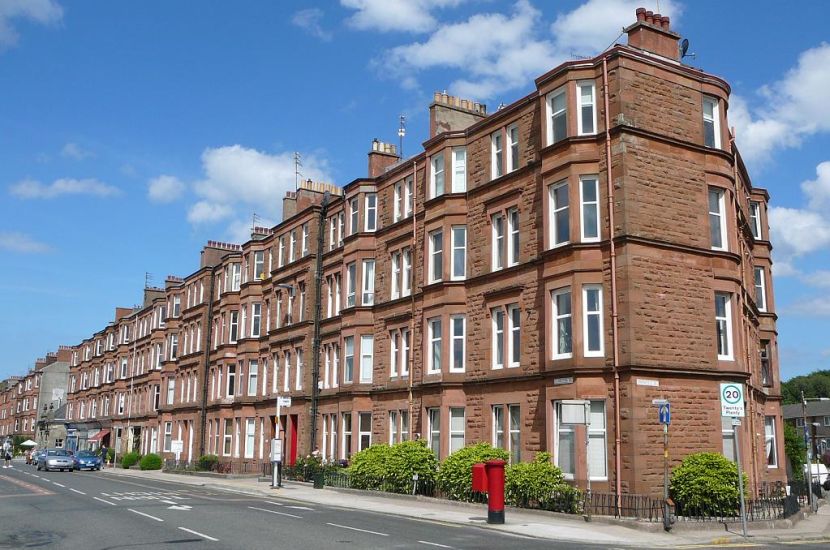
[128,508,164,522]
[326,523,389,537]
[247,506,302,519]
[419,542,453,549]
[93,496,117,506]
[264,500,284,506]
[70,488,86,495]
[178,527,219,542]
[53,482,65,487]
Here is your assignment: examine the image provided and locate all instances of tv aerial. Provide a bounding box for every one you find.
[680,38,696,60]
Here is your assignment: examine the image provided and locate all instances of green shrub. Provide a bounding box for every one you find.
[670,452,748,516]
[121,451,141,469]
[385,440,439,493]
[139,453,163,471]
[784,423,806,480]
[294,454,326,481]
[105,448,115,464]
[505,452,565,506]
[436,443,509,501]
[197,454,219,471]
[349,444,393,490]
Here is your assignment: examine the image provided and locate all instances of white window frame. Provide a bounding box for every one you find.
[491,131,503,180]
[449,314,466,373]
[301,223,309,256]
[580,175,600,243]
[402,249,412,297]
[251,302,262,337]
[715,292,734,361]
[583,285,604,357]
[507,123,519,173]
[390,330,399,377]
[428,407,440,457]
[547,87,567,146]
[361,259,375,306]
[703,95,721,148]
[429,229,443,283]
[428,317,442,374]
[492,307,505,370]
[359,335,373,384]
[247,360,258,396]
[709,187,727,251]
[350,198,359,236]
[492,213,505,271]
[577,81,596,136]
[430,152,445,198]
[244,418,255,459]
[754,267,767,312]
[549,180,570,248]
[508,303,521,368]
[364,193,377,232]
[346,262,356,308]
[391,251,401,300]
[344,336,354,384]
[451,147,466,192]
[750,201,762,240]
[451,225,466,281]
[764,416,778,468]
[552,288,573,359]
[449,407,465,453]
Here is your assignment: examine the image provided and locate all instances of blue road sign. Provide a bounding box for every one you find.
[659,403,671,425]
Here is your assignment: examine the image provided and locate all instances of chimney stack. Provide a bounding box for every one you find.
[626,7,681,60]
[368,138,400,178]
[429,91,487,137]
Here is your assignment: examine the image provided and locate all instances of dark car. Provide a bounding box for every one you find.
[73,450,102,471]
[32,449,48,465]
[37,449,74,472]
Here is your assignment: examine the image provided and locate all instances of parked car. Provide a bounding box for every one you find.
[32,449,48,465]
[37,449,74,472]
[804,463,830,489]
[73,450,102,471]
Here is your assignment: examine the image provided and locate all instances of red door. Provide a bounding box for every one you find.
[289,414,299,465]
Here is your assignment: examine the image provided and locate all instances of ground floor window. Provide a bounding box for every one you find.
[359,412,372,451]
[450,407,465,453]
[553,399,606,480]
[342,413,352,459]
[223,418,232,456]
[764,416,778,468]
[428,408,440,457]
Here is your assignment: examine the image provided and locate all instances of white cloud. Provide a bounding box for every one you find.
[341,0,465,33]
[292,8,332,41]
[9,177,120,199]
[802,161,830,211]
[183,145,332,237]
[373,0,680,100]
[731,43,830,166]
[783,296,830,317]
[60,142,94,160]
[147,175,186,203]
[0,231,51,253]
[0,0,63,50]
[800,270,830,288]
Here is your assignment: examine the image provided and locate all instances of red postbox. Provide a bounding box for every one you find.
[471,462,487,492]
[484,459,506,524]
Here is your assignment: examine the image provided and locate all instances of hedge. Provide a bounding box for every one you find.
[670,452,749,516]
[197,454,219,471]
[121,451,141,469]
[139,453,163,470]
[436,443,509,501]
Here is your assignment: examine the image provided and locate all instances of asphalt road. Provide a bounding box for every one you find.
[0,462,826,550]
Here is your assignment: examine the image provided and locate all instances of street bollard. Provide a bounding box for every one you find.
[484,459,506,524]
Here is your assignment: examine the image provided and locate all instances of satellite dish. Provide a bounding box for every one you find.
[680,38,690,57]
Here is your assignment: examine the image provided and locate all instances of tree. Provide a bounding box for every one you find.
[781,370,830,404]
[784,423,807,480]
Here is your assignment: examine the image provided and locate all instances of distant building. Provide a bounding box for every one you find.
[782,400,830,458]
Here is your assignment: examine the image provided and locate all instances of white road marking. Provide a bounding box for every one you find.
[161,499,177,504]
[264,500,284,506]
[248,506,302,519]
[178,527,218,542]
[286,505,314,510]
[93,496,117,506]
[70,488,86,495]
[53,482,65,487]
[128,508,164,522]
[168,505,192,510]
[419,542,453,549]
[326,523,389,537]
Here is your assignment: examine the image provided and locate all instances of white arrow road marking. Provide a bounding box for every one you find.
[178,527,218,542]
[128,509,164,522]
[168,505,192,510]
[248,506,302,519]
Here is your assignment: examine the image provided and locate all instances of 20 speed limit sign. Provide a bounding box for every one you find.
[720,382,745,417]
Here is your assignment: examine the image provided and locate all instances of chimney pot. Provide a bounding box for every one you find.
[662,16,670,30]
[645,10,653,24]
[653,13,662,27]
[636,7,646,22]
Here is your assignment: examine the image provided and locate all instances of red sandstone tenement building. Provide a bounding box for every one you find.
[7,9,784,498]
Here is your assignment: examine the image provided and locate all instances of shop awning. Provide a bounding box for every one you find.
[87,429,110,443]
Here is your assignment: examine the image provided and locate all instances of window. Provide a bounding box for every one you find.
[254,251,265,280]
[350,198,359,235]
[299,283,306,321]
[342,413,352,458]
[346,262,356,308]
[223,418,232,456]
[241,418,255,459]
[295,349,303,390]
[167,378,175,405]
[491,131,503,179]
[715,292,733,360]
[451,226,466,280]
[226,364,236,397]
[402,249,412,297]
[492,307,505,369]
[824,416,830,427]
[164,422,172,453]
[492,213,505,271]
[232,263,242,291]
[391,251,401,300]
[359,335,373,384]
[548,87,567,145]
[750,201,762,239]
[428,318,442,374]
[431,152,444,197]
[283,351,291,392]
[760,340,772,387]
[493,405,521,464]
[287,289,294,325]
[550,181,570,247]
[450,407,465,453]
[344,336,354,383]
[247,360,258,396]
[359,412,372,451]
[709,187,727,250]
[329,216,336,250]
[588,401,607,479]
[492,209,519,270]
[362,259,375,306]
[429,230,443,283]
[251,303,262,337]
[170,334,179,360]
[172,295,181,317]
[278,237,285,267]
[764,416,778,468]
[507,124,519,172]
[401,328,410,377]
[365,193,377,232]
[580,176,599,242]
[754,267,767,312]
[405,177,413,218]
[452,147,466,192]
[492,305,520,368]
[301,223,309,256]
[577,81,596,135]
[552,288,573,358]
[583,285,604,357]
[450,315,465,373]
[394,181,403,222]
[508,304,521,368]
[428,408,440,457]
[389,330,400,377]
[229,311,239,343]
[703,96,720,148]
[388,411,398,444]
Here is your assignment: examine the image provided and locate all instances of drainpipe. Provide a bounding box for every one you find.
[409,161,417,438]
[310,192,331,453]
[602,55,622,508]
[198,265,218,457]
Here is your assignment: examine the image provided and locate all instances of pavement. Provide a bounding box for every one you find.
[92,464,830,548]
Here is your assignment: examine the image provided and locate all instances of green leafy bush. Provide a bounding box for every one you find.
[105,448,115,464]
[670,452,748,516]
[784,423,806,480]
[139,453,163,471]
[121,451,141,469]
[197,454,219,471]
[349,444,393,490]
[505,452,565,506]
[436,443,509,501]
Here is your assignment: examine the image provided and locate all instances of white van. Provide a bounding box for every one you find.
[803,463,829,487]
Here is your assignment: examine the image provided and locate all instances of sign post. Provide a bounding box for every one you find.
[720,382,747,538]
[654,400,671,531]
[171,440,183,465]
[273,395,291,489]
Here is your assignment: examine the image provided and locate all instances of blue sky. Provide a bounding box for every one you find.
[1,0,828,381]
